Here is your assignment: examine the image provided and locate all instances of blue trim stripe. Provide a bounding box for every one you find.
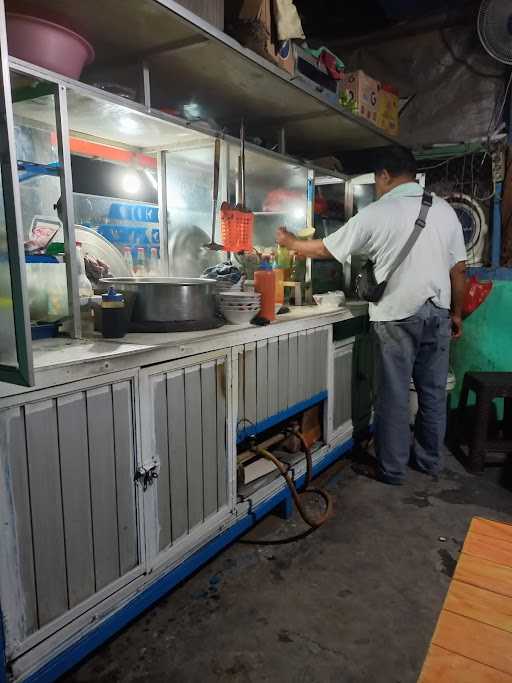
[20,438,352,683]
[468,266,512,282]
[237,392,328,443]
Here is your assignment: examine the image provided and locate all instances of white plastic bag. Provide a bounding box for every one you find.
[273,0,305,41]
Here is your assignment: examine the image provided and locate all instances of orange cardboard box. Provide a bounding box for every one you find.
[340,70,381,125]
[377,84,400,136]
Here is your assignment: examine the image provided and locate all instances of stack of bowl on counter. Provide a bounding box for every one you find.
[217,290,262,325]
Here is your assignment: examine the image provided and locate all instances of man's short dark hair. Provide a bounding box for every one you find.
[373,146,417,178]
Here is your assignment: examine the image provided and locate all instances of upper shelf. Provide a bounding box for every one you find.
[5,0,398,157]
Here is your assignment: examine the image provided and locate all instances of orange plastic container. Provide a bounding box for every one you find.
[274,267,285,306]
[254,261,276,321]
[220,201,254,252]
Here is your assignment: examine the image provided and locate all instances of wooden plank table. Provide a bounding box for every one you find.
[419,517,512,682]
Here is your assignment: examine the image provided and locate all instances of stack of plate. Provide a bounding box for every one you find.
[218,291,261,324]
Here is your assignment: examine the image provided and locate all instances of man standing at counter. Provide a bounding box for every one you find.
[276,147,467,485]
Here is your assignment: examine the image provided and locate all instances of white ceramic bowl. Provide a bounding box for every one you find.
[313,291,346,309]
[219,297,260,303]
[220,304,260,312]
[218,291,260,300]
[222,308,258,325]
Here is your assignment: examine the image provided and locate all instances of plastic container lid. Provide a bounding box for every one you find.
[102,286,124,303]
[257,259,273,271]
[25,254,59,263]
[46,242,65,255]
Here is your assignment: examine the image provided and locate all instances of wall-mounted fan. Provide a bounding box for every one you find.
[478,0,512,65]
[445,193,488,267]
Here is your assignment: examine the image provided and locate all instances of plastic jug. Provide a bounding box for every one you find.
[254,258,276,322]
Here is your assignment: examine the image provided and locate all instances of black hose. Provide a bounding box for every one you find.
[253,431,334,529]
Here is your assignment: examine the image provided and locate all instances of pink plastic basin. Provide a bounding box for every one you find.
[6,13,95,80]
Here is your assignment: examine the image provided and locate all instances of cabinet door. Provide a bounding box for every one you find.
[140,352,233,566]
[0,373,142,662]
[332,341,354,435]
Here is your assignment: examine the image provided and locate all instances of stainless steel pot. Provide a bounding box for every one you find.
[100,277,217,323]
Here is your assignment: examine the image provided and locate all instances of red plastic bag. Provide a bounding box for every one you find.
[462,276,493,319]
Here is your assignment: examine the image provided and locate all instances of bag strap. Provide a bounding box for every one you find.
[385,191,433,282]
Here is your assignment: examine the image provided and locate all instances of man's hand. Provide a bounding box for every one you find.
[276,227,297,250]
[275,226,333,260]
[451,314,463,340]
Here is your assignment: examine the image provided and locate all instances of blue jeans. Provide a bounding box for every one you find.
[372,301,451,484]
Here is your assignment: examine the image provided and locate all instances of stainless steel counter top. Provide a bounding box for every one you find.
[0,304,368,400]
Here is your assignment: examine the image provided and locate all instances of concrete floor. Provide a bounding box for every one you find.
[63,453,512,683]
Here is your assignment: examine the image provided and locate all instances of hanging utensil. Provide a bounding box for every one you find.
[221,119,254,253]
[240,118,246,208]
[203,137,223,250]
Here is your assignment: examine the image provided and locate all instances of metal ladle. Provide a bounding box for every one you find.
[203,137,223,251]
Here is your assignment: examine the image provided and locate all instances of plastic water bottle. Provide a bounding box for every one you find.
[149,247,160,275]
[134,247,146,275]
[123,246,134,275]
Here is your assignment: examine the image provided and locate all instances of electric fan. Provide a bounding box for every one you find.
[478,0,512,65]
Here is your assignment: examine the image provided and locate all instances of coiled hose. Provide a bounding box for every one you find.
[253,430,333,529]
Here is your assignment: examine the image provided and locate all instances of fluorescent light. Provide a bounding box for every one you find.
[122,172,141,194]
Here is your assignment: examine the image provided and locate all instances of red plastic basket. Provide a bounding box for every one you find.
[220,202,254,253]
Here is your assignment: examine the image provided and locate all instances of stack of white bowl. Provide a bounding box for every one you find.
[218,290,261,324]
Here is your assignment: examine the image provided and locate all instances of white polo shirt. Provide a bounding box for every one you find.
[323,182,467,322]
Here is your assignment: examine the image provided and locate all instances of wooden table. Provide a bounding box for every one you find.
[419,517,512,682]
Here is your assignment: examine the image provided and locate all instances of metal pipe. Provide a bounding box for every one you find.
[279,127,286,155]
[157,151,169,275]
[54,84,81,338]
[142,62,151,110]
[238,431,289,464]
[491,181,503,268]
[240,119,246,208]
[0,0,33,384]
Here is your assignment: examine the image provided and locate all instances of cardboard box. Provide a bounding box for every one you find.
[236,0,296,75]
[340,70,380,125]
[377,84,400,136]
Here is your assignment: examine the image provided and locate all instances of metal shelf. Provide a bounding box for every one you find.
[9,0,398,157]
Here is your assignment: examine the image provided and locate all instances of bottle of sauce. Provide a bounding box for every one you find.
[254,257,276,322]
[101,287,127,338]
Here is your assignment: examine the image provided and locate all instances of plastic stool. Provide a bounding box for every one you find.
[458,372,512,473]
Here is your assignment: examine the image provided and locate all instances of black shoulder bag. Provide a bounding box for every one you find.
[355,191,433,303]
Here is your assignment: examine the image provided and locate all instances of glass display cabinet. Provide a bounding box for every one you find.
[3,57,335,388]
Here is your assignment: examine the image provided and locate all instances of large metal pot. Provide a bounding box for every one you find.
[100,277,217,323]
